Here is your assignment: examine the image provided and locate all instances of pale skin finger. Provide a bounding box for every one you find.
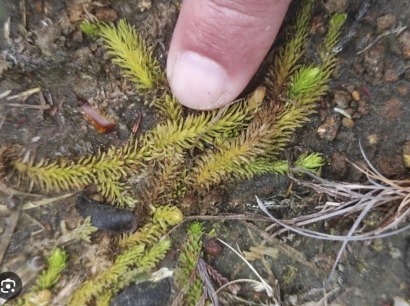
[167,0,291,110]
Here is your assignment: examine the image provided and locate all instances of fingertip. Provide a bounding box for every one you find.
[167,0,291,110]
[167,51,236,110]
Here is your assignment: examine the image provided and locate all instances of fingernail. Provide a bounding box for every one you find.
[167,51,227,110]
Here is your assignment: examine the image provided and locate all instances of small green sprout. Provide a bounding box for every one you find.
[294,153,325,173]
[174,222,205,306]
[288,66,325,100]
[98,19,162,89]
[33,248,68,291]
[79,21,101,37]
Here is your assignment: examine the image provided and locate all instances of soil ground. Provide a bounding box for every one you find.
[0,0,409,305]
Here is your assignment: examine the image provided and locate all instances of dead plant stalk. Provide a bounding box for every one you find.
[258,144,410,283]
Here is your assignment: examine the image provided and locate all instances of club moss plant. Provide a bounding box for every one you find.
[2,1,347,304]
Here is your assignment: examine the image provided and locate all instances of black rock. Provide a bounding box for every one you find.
[75,195,137,232]
[110,279,171,306]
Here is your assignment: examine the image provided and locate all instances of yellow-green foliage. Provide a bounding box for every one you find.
[12,142,141,207]
[33,248,68,291]
[58,216,98,244]
[152,204,184,228]
[288,66,327,100]
[98,19,162,89]
[150,92,183,122]
[187,114,279,189]
[119,205,183,247]
[268,0,314,95]
[321,13,348,66]
[79,20,100,37]
[174,222,205,306]
[4,2,344,206]
[69,206,183,305]
[317,13,348,89]
[185,4,344,190]
[1,3,347,305]
[294,153,325,172]
[141,88,264,158]
[234,153,325,178]
[16,248,68,306]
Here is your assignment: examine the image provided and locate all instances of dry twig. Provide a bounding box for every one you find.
[258,143,410,283]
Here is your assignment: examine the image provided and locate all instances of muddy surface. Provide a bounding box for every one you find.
[0,0,409,305]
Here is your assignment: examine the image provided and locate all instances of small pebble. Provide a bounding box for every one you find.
[367,134,379,146]
[342,117,355,129]
[405,68,410,81]
[397,84,409,96]
[205,238,223,256]
[317,115,340,141]
[384,69,399,83]
[382,98,402,121]
[363,43,385,81]
[351,90,361,102]
[376,13,396,33]
[358,100,369,115]
[72,29,83,42]
[67,2,83,22]
[399,30,410,59]
[324,0,348,13]
[28,256,45,271]
[403,141,410,168]
[352,112,362,119]
[333,90,351,109]
[344,108,354,117]
[89,43,98,52]
[288,295,298,305]
[138,0,152,12]
[94,7,118,22]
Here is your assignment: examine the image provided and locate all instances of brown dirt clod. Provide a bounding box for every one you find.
[317,114,340,141]
[381,98,402,121]
[333,90,351,109]
[399,30,410,59]
[376,13,397,33]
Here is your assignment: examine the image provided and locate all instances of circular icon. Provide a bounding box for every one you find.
[0,272,22,300]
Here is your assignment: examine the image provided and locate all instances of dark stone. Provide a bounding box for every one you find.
[75,195,137,233]
[110,279,171,306]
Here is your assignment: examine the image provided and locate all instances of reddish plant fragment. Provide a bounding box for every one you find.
[361,85,372,98]
[76,94,116,134]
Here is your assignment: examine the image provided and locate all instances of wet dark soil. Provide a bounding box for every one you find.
[0,0,409,305]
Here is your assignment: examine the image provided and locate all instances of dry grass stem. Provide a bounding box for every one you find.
[357,25,407,55]
[257,144,409,282]
[0,210,19,265]
[216,238,275,299]
[6,103,51,110]
[22,193,75,210]
[0,89,11,99]
[6,87,41,100]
